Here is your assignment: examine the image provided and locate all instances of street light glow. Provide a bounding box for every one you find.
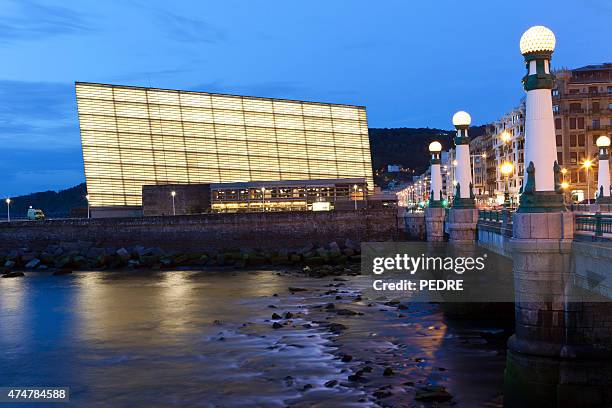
[582,159,592,169]
[561,181,569,189]
[5,198,10,204]
[500,131,511,144]
[452,111,471,127]
[501,162,514,176]
[428,141,442,152]
[171,191,176,197]
[561,168,568,175]
[596,135,611,147]
[519,25,556,55]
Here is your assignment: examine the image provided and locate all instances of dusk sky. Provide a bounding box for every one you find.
[1,0,611,196]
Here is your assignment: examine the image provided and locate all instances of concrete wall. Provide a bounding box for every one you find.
[0,209,399,253]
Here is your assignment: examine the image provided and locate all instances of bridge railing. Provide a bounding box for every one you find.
[478,209,514,224]
[575,213,612,237]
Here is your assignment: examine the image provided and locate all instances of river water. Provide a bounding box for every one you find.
[0,270,509,407]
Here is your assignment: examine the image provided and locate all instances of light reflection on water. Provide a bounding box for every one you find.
[0,271,371,407]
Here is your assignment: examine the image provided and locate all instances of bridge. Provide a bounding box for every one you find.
[401,205,612,407]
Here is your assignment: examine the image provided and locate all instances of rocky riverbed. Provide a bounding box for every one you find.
[1,264,510,407]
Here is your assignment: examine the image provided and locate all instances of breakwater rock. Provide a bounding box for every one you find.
[0,239,362,277]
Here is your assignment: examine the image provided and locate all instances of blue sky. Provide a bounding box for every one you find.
[1,0,611,196]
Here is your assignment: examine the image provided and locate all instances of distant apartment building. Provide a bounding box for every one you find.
[469,131,493,203]
[489,103,525,205]
[553,64,612,202]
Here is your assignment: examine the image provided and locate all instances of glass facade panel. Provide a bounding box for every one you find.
[77,82,373,207]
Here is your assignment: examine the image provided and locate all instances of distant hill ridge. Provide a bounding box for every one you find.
[3,126,486,218]
[4,183,87,220]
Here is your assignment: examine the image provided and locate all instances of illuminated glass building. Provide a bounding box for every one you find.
[75,82,374,217]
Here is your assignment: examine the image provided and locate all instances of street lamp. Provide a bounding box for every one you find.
[519,25,560,208]
[560,181,570,205]
[171,190,176,215]
[261,187,265,212]
[428,141,444,207]
[596,135,611,203]
[582,159,593,204]
[451,110,475,208]
[85,194,90,219]
[5,198,10,222]
[501,161,514,207]
[353,184,359,210]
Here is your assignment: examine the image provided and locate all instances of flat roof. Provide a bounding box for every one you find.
[75,81,366,109]
[210,178,367,189]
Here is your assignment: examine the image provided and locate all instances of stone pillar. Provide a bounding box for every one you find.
[447,208,479,244]
[447,111,477,243]
[509,211,574,357]
[505,26,612,407]
[425,207,445,242]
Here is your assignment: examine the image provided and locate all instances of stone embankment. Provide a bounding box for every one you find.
[0,239,362,278]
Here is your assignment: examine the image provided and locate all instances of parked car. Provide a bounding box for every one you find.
[27,207,45,220]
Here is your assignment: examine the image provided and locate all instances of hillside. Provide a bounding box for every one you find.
[368,125,487,188]
[3,183,87,220]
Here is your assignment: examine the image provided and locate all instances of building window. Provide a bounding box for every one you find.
[570,152,577,164]
[593,119,600,129]
[552,89,559,97]
[570,118,577,129]
[608,103,612,109]
[578,134,585,146]
[592,102,600,113]
[570,134,577,147]
[552,104,559,113]
[556,134,562,146]
[555,118,562,129]
[557,152,563,165]
[577,117,584,129]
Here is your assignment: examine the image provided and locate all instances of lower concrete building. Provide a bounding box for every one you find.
[210,178,367,213]
[140,178,368,215]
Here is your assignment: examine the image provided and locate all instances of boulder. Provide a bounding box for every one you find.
[344,238,360,251]
[116,248,130,261]
[328,241,341,256]
[2,271,25,278]
[298,243,315,254]
[415,385,452,402]
[25,258,41,269]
